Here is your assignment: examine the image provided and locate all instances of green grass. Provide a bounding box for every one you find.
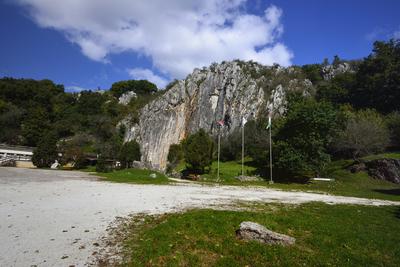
[267,159,400,201]
[96,168,170,184]
[362,152,400,161]
[120,203,400,266]
[177,156,400,201]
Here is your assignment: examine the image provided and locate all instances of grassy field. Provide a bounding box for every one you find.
[95,168,170,184]
[118,202,400,266]
[85,153,400,201]
[175,157,400,201]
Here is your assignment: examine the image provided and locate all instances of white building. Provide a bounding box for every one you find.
[0,144,34,161]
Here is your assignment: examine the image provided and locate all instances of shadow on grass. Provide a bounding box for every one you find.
[373,189,400,196]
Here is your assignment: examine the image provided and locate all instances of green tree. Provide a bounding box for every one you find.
[334,109,390,159]
[316,72,355,104]
[119,140,141,168]
[167,144,184,172]
[110,80,158,98]
[274,95,339,177]
[182,129,213,173]
[32,132,58,168]
[96,154,110,173]
[350,39,400,113]
[386,112,400,149]
[0,101,23,144]
[21,107,51,146]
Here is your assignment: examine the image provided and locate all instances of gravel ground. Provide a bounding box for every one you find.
[1,167,399,267]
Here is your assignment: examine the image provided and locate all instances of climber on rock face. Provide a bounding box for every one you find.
[224,113,231,130]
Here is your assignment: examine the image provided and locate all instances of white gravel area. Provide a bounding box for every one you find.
[1,167,399,267]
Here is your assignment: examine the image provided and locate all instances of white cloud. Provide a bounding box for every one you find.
[65,85,91,92]
[14,0,293,79]
[128,68,168,89]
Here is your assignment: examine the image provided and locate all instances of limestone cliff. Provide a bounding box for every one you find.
[121,61,314,170]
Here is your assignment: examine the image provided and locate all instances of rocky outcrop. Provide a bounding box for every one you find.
[236,221,295,246]
[365,159,400,184]
[321,62,354,80]
[118,91,137,105]
[348,158,400,184]
[122,61,313,170]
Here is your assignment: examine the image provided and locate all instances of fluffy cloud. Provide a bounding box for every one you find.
[15,0,293,79]
[65,85,91,92]
[128,68,168,88]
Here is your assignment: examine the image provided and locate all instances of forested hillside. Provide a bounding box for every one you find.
[1,39,399,173]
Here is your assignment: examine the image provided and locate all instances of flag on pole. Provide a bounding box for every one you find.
[217,119,225,127]
[266,116,272,129]
[241,117,247,127]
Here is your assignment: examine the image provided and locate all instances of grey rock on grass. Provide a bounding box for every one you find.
[236,221,295,246]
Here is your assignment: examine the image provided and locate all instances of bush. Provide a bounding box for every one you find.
[167,144,184,172]
[96,155,111,173]
[32,132,58,168]
[220,129,242,162]
[386,112,400,149]
[182,129,213,173]
[119,140,141,168]
[274,95,339,177]
[334,109,390,158]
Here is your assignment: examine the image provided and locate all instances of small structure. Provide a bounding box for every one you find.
[0,144,34,161]
[0,144,35,167]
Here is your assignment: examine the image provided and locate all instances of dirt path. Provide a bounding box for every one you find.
[1,167,399,267]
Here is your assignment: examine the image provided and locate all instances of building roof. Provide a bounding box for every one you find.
[0,144,35,153]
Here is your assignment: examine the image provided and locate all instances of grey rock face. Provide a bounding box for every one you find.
[122,61,313,170]
[236,221,295,246]
[118,91,137,105]
[322,62,354,80]
[365,159,400,184]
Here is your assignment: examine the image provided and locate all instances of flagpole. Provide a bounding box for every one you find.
[241,121,244,176]
[269,116,273,184]
[217,127,221,182]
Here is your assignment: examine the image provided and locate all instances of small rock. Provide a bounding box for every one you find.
[62,230,68,232]
[149,173,157,179]
[84,230,90,232]
[236,221,295,246]
[79,245,85,250]
[93,242,100,247]
[61,255,69,259]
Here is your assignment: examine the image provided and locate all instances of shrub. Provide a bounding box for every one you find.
[182,129,213,173]
[386,112,400,149]
[119,140,141,168]
[220,129,241,162]
[274,95,339,177]
[167,144,184,172]
[96,155,110,173]
[32,132,58,168]
[334,109,390,159]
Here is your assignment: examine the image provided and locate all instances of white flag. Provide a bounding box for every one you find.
[242,117,247,127]
[266,116,272,129]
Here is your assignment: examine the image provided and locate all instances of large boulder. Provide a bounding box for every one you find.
[236,221,295,246]
[365,159,400,184]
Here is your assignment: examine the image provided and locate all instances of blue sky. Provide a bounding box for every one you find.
[0,0,399,91]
